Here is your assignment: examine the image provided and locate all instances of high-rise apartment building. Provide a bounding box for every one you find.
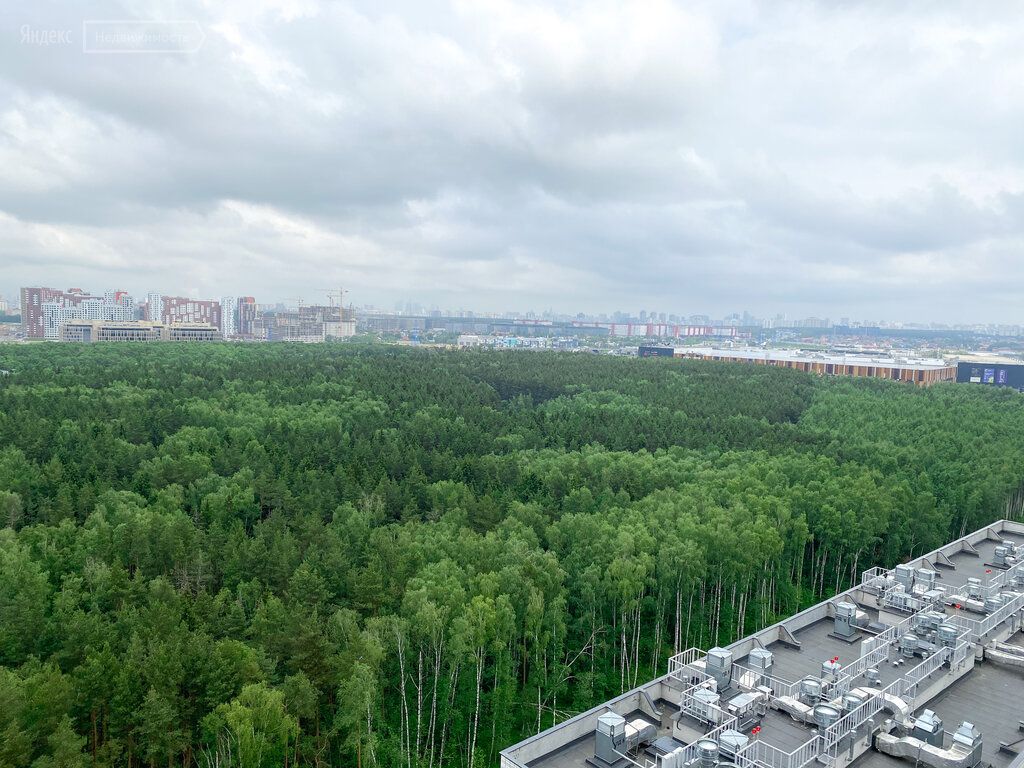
[160,297,222,331]
[21,286,64,338]
[237,296,257,337]
[103,290,134,321]
[146,293,164,322]
[21,287,137,339]
[221,296,238,338]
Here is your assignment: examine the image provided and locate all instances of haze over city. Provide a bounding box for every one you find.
[2,1,1023,323]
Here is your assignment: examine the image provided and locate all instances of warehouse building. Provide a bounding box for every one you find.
[501,520,1024,768]
[639,348,956,387]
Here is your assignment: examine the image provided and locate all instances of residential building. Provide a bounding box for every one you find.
[161,296,222,331]
[221,296,238,338]
[21,286,67,338]
[103,290,134,321]
[146,293,164,321]
[237,296,257,337]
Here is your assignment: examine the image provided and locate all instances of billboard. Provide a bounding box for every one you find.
[957,362,1024,391]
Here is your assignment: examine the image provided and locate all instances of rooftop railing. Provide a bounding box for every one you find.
[736,734,821,768]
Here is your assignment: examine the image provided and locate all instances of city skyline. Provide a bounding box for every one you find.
[7,280,1024,336]
[2,2,1024,323]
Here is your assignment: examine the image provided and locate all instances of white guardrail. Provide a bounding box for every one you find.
[736,735,821,768]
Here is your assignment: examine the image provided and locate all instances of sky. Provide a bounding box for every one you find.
[0,1,1022,323]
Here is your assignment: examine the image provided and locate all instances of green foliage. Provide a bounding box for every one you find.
[0,343,1021,767]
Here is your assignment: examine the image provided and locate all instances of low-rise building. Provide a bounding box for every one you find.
[642,347,957,386]
[59,320,218,342]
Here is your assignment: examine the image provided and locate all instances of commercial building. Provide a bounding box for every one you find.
[956,362,1024,392]
[502,520,1024,768]
[59,320,218,342]
[641,348,957,387]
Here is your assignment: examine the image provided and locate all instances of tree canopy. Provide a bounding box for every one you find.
[0,343,1021,768]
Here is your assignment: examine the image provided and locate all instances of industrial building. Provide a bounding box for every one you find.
[59,320,219,342]
[639,348,957,387]
[501,520,1024,768]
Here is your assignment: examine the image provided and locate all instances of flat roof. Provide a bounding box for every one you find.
[501,520,1024,768]
[675,348,955,370]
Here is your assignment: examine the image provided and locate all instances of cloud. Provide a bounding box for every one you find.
[0,0,1021,321]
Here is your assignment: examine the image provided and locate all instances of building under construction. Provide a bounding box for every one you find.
[259,304,356,342]
[501,520,1024,768]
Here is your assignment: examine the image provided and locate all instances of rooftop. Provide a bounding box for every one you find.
[501,520,1024,768]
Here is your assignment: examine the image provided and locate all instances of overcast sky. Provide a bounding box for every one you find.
[1,1,1022,322]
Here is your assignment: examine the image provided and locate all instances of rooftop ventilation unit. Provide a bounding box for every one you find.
[915,569,938,593]
[895,565,915,591]
[706,648,733,691]
[692,688,722,723]
[993,545,1019,569]
[966,578,982,600]
[747,648,774,684]
[900,633,920,658]
[821,658,842,683]
[799,677,822,705]
[718,729,749,758]
[937,623,959,647]
[842,691,867,712]
[594,712,657,766]
[726,691,767,730]
[834,601,859,639]
[697,738,720,768]
[914,611,945,637]
[813,704,841,729]
[913,710,944,747]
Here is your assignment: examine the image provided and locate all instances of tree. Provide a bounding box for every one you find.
[203,684,298,768]
[30,716,87,768]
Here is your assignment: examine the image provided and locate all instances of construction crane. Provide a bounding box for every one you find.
[317,287,348,308]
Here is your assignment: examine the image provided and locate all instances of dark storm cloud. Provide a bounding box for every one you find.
[0,0,1021,321]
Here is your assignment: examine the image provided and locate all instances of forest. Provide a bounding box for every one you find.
[1,344,1023,768]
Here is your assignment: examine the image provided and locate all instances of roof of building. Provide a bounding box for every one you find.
[675,348,955,371]
[500,520,1024,768]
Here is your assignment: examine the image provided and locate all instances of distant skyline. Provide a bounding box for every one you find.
[7,281,1024,332]
[2,1,1023,323]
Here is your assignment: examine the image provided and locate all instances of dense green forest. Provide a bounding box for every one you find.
[1,345,1023,768]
